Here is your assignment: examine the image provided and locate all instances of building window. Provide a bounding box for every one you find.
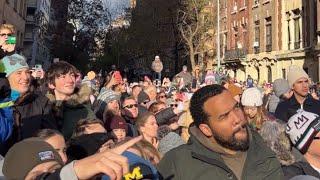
[265,17,272,52]
[268,66,272,83]
[254,21,260,54]
[282,69,286,79]
[14,0,18,11]
[287,20,291,50]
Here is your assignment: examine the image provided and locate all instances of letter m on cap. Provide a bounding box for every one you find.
[124,167,143,180]
[294,114,310,129]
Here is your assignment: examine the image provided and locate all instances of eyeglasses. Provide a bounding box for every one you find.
[170,104,178,108]
[0,33,13,37]
[124,104,138,109]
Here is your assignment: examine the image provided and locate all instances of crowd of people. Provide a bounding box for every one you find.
[1,23,320,180]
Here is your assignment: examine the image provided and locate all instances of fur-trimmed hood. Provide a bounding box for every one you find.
[46,84,92,107]
[260,120,295,166]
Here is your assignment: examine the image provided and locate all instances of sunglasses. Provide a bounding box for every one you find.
[124,104,138,109]
[0,33,13,37]
[314,137,320,140]
[170,104,178,108]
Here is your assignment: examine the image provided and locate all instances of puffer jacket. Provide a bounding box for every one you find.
[1,92,57,155]
[157,126,284,180]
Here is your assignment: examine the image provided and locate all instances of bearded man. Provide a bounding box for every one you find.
[157,84,284,180]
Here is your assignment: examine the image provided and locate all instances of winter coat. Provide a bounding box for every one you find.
[1,92,57,156]
[0,99,14,143]
[175,71,193,86]
[282,161,320,179]
[275,94,320,122]
[47,85,96,140]
[122,115,139,137]
[157,126,284,180]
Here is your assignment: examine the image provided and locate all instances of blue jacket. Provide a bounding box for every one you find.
[0,98,14,143]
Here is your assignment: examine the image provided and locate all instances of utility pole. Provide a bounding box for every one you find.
[216,0,220,69]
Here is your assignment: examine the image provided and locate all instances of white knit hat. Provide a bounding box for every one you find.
[241,87,263,107]
[287,66,309,88]
[286,109,320,153]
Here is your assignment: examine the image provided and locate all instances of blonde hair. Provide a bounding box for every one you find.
[246,106,268,130]
[0,24,15,34]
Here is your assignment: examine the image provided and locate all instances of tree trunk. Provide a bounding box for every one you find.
[189,45,196,71]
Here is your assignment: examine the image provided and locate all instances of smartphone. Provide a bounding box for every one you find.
[191,79,197,89]
[35,64,42,70]
[6,36,16,44]
[114,71,122,83]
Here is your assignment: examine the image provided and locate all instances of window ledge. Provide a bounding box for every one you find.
[262,0,270,5]
[252,4,259,9]
[239,6,247,11]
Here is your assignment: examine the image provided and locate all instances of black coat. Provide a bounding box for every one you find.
[0,93,57,155]
[282,161,320,179]
[275,94,320,122]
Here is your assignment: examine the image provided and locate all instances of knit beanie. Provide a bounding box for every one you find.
[158,132,185,155]
[97,89,120,105]
[3,138,63,179]
[137,90,150,104]
[241,87,263,107]
[108,115,128,132]
[273,78,290,97]
[286,110,320,154]
[0,54,29,77]
[205,72,215,84]
[287,66,309,88]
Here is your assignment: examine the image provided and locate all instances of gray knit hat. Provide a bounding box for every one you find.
[97,89,120,104]
[158,132,185,155]
[273,78,290,97]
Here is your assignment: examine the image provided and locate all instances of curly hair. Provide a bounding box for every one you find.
[189,84,226,127]
[0,24,15,33]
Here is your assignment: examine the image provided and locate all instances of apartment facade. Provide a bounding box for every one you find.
[219,0,250,80]
[219,0,319,83]
[242,0,281,83]
[23,0,51,67]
